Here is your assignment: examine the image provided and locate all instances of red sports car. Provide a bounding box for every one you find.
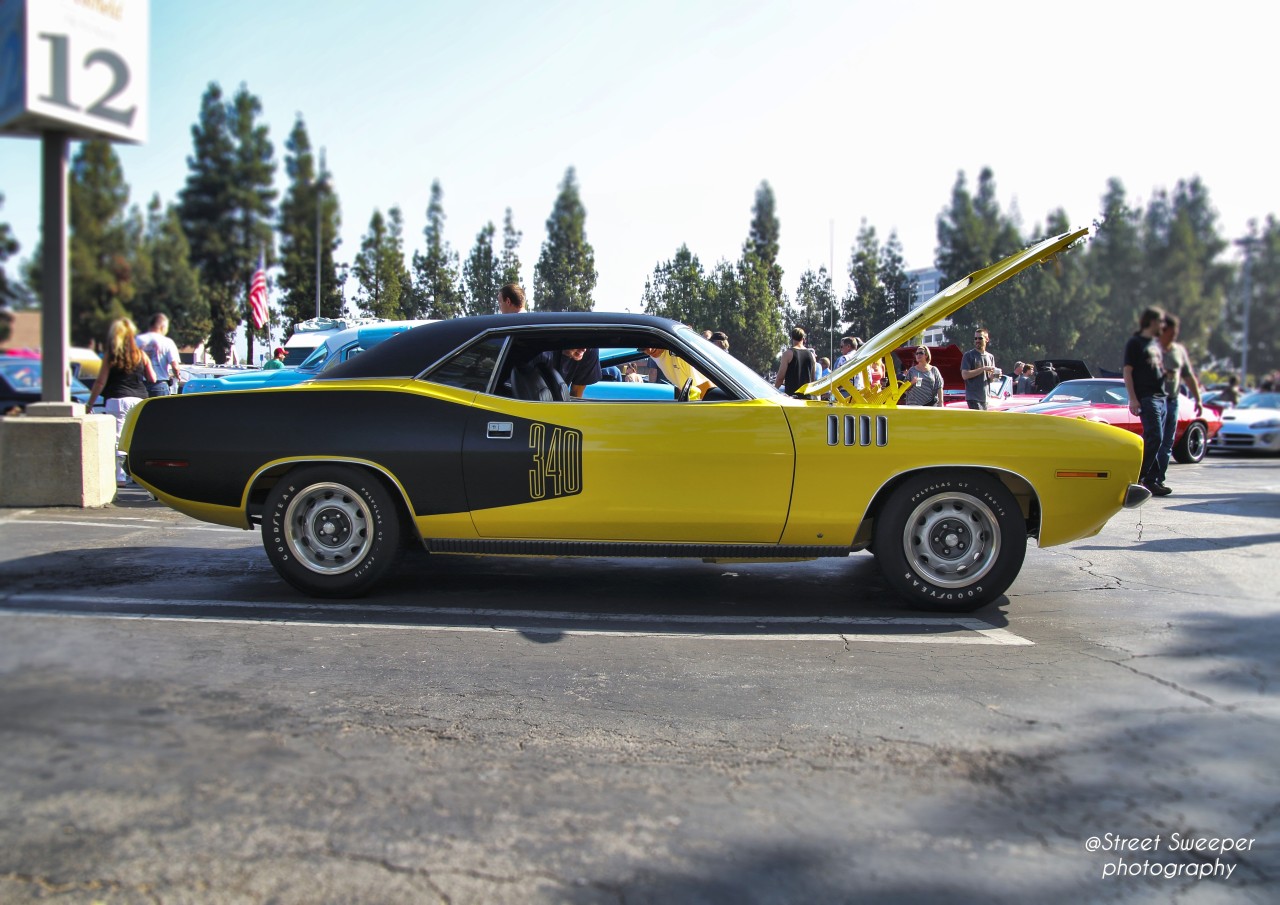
[1005,378,1222,464]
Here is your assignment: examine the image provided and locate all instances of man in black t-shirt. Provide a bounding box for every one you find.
[1122,306,1169,495]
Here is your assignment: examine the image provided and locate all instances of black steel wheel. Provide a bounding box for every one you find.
[1173,421,1208,464]
[262,465,402,597]
[873,471,1027,612]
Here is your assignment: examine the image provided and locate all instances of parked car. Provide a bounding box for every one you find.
[0,359,94,413]
[182,321,435,394]
[1208,392,1280,454]
[278,316,400,366]
[121,228,1148,611]
[1006,378,1222,464]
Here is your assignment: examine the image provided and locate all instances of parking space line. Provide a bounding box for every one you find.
[0,594,1034,645]
[2,518,240,531]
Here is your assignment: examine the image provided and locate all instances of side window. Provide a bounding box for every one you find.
[324,344,361,371]
[427,336,505,392]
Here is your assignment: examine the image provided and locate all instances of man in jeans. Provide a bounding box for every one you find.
[1152,312,1204,492]
[960,327,998,409]
[1122,306,1169,496]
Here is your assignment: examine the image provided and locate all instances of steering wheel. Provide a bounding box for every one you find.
[677,377,694,402]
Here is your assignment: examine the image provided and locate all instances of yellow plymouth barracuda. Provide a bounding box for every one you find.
[120,227,1148,610]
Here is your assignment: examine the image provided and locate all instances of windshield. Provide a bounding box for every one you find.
[0,362,90,393]
[675,326,780,399]
[296,342,330,372]
[1042,380,1126,405]
[1237,392,1280,410]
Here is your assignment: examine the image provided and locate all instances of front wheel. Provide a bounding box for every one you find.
[1173,421,1208,464]
[262,465,402,597]
[873,471,1027,612]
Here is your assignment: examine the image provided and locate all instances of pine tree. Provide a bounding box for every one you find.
[179,84,238,361]
[179,83,276,362]
[69,139,135,345]
[228,85,277,364]
[1,195,20,307]
[936,168,1022,345]
[736,253,785,376]
[500,207,523,287]
[0,194,19,343]
[133,195,211,350]
[352,208,407,319]
[843,221,881,342]
[1227,217,1280,379]
[791,267,838,360]
[703,260,745,346]
[410,180,463,319]
[533,167,597,311]
[878,232,913,333]
[462,221,501,316]
[732,181,786,375]
[641,245,707,325]
[1017,208,1098,365]
[1142,178,1231,361]
[1083,179,1147,369]
[746,181,785,304]
[276,115,344,333]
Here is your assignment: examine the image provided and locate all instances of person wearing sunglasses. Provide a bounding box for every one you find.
[960,328,1000,410]
[902,347,944,407]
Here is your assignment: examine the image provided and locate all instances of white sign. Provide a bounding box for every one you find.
[0,0,148,143]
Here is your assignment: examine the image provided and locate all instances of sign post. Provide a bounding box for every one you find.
[0,0,148,506]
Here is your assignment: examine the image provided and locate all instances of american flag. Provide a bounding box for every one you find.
[248,255,268,329]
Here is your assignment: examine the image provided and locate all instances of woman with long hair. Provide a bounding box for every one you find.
[85,318,156,485]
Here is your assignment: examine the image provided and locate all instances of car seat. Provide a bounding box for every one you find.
[510,360,572,402]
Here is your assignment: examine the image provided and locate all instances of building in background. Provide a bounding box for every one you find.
[908,267,951,345]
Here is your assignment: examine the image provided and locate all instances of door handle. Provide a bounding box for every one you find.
[486,421,514,440]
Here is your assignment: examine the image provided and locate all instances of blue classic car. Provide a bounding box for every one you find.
[0,359,96,413]
[182,321,434,395]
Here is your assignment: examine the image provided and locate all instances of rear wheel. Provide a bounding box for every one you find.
[873,471,1027,612]
[262,465,401,597]
[1173,420,1208,464]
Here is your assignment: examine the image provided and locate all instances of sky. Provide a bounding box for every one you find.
[2,0,1278,325]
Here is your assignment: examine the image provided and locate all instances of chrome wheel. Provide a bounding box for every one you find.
[283,481,375,575]
[1176,421,1208,464]
[901,491,1001,588]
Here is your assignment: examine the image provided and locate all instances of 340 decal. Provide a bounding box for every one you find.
[528,423,583,500]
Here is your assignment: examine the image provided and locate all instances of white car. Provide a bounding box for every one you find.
[1209,392,1280,454]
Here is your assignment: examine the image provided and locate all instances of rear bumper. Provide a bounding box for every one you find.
[1124,483,1152,509]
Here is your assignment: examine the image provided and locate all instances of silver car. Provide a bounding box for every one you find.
[1209,392,1280,454]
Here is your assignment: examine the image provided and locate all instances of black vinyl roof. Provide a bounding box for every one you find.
[315,312,684,381]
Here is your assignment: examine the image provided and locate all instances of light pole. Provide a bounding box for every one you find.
[1235,233,1257,384]
[829,219,835,362]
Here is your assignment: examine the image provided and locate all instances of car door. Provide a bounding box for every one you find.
[462,394,795,544]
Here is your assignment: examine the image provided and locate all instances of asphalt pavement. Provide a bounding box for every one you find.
[1,455,1277,904]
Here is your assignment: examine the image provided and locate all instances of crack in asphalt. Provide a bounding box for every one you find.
[1089,652,1224,708]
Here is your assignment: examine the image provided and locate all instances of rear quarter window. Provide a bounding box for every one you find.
[426,336,505,392]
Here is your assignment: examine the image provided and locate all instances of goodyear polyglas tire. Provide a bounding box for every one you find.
[262,465,401,597]
[1173,421,1208,464]
[873,471,1026,612]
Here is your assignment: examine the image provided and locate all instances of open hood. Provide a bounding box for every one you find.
[798,226,1090,404]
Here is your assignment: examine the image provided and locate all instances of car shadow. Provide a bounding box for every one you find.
[0,545,1015,639]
